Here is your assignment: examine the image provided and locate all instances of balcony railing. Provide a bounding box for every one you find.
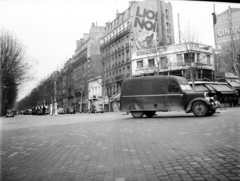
[105,78,111,84]
[115,74,125,81]
[126,73,130,78]
[100,27,130,50]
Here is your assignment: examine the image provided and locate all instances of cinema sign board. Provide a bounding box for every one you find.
[131,0,159,53]
[217,26,240,37]
[215,19,240,44]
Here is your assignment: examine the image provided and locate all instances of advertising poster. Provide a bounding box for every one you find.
[131,0,159,53]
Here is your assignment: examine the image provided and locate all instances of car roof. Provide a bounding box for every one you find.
[124,75,186,83]
[188,81,228,85]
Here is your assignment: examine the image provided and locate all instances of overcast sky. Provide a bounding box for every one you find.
[1,0,239,101]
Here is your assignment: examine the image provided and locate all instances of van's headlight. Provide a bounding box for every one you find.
[204,92,209,98]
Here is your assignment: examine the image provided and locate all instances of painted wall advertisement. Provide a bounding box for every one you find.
[132,1,159,53]
[215,10,240,46]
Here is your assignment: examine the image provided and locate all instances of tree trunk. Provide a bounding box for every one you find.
[80,92,83,113]
[191,70,195,91]
[108,95,111,112]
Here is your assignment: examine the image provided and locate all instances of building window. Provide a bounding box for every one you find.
[184,53,195,64]
[166,22,171,33]
[207,55,211,64]
[168,83,180,93]
[196,53,200,63]
[176,54,183,66]
[137,60,143,69]
[148,58,154,67]
[167,36,171,44]
[165,9,169,19]
[160,57,168,69]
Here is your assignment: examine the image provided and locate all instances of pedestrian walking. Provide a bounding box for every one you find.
[42,106,46,115]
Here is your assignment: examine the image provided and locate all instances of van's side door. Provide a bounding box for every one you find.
[166,82,184,111]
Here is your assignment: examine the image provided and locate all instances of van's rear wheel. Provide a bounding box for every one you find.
[144,111,156,118]
[131,111,144,118]
[192,101,209,117]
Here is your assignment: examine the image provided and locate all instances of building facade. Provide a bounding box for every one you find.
[213,7,240,75]
[88,76,109,112]
[100,0,175,111]
[73,23,104,112]
[132,42,215,81]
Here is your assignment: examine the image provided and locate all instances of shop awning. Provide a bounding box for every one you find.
[208,84,237,94]
[194,84,210,92]
[111,92,121,102]
[226,79,240,90]
[97,96,109,105]
[204,84,216,93]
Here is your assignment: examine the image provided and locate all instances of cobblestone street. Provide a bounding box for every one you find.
[1,108,240,181]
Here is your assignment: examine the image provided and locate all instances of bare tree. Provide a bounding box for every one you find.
[178,24,211,91]
[0,29,36,115]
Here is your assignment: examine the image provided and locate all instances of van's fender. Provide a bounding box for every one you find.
[185,97,211,113]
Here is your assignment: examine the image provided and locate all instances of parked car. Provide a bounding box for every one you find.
[120,76,220,118]
[37,108,43,115]
[12,110,19,115]
[32,107,38,115]
[45,107,50,114]
[89,103,104,113]
[66,106,75,114]
[189,81,239,107]
[58,107,66,114]
[6,110,14,118]
[23,109,32,115]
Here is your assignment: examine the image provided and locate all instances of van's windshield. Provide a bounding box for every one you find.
[180,84,192,91]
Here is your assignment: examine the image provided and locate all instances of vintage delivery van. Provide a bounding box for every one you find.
[120,76,220,118]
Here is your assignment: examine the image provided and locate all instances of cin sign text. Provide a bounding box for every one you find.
[217,26,240,37]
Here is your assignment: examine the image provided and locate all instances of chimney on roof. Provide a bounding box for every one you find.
[129,1,137,7]
[76,40,80,48]
[83,33,89,40]
[116,10,121,18]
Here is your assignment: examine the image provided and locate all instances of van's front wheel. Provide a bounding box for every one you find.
[144,111,156,118]
[192,101,209,117]
[131,111,144,118]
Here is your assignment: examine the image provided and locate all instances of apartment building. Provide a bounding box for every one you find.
[100,0,175,102]
[56,57,74,109]
[72,23,105,112]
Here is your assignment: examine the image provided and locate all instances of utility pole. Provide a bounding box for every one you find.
[178,13,181,43]
[0,54,2,116]
[212,4,218,80]
[53,78,58,114]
